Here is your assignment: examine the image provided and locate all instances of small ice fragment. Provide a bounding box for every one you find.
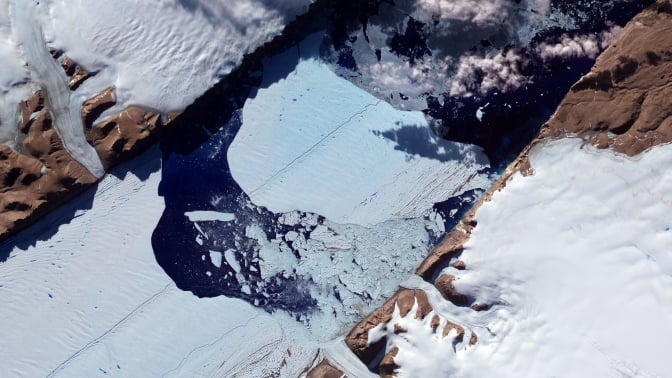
[184,211,235,222]
[476,108,484,121]
[224,249,241,273]
[209,251,223,268]
[285,231,299,242]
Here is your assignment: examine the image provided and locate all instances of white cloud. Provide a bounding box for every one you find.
[362,57,452,98]
[449,49,528,97]
[536,26,623,61]
[414,0,551,27]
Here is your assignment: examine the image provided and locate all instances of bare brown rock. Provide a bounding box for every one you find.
[60,57,92,89]
[434,274,470,306]
[378,347,399,378]
[345,289,431,362]
[0,54,172,242]
[306,359,344,378]
[81,87,116,127]
[469,332,478,347]
[451,260,466,270]
[544,0,672,156]
[443,322,465,341]
[344,3,672,374]
[0,103,97,237]
[471,303,491,312]
[345,288,465,371]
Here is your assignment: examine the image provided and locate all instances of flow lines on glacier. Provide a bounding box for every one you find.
[247,100,382,197]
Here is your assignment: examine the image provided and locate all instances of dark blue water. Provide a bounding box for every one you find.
[151,0,654,315]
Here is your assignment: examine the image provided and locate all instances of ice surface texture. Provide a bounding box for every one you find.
[153,31,491,341]
[0,149,317,377]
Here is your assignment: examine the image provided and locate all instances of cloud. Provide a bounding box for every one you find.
[413,0,551,27]
[449,49,528,97]
[361,57,452,98]
[535,26,623,61]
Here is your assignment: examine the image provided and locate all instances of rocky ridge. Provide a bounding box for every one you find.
[327,1,672,376]
[0,54,165,240]
[544,0,672,156]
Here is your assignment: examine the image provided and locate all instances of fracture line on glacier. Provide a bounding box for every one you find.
[11,1,105,178]
[247,100,382,197]
[46,283,174,377]
[160,314,264,378]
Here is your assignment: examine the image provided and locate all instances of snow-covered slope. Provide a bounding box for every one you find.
[0,149,316,377]
[373,138,672,377]
[0,0,313,173]
[41,0,313,115]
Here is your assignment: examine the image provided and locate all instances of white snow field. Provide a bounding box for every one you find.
[228,34,490,226]
[0,149,320,377]
[375,138,672,377]
[0,0,313,174]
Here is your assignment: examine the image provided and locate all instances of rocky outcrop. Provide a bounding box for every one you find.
[544,0,672,156]
[0,54,166,242]
[342,1,672,375]
[345,288,466,373]
[0,91,98,237]
[306,359,344,378]
[81,87,164,170]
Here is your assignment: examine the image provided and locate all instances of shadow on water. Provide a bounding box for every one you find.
[151,2,404,315]
[151,0,655,321]
[151,19,325,314]
[372,124,482,163]
[0,146,162,261]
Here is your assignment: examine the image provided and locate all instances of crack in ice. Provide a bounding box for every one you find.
[247,100,382,197]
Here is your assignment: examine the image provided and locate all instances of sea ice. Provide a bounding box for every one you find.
[228,33,490,226]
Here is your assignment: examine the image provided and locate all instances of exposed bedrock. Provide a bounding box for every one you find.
[0,52,166,242]
[306,359,345,378]
[0,1,333,242]
[345,288,467,373]
[342,1,672,375]
[544,0,672,156]
[0,90,97,238]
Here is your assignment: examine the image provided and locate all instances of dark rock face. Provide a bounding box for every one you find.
[345,288,467,374]
[306,359,345,378]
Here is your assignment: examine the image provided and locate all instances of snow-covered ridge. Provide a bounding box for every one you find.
[11,1,104,178]
[368,138,672,377]
[0,0,315,171]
